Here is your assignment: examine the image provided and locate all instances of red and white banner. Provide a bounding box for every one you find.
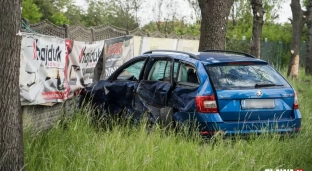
[19,33,154,106]
[20,33,105,106]
[20,34,67,105]
[65,39,104,93]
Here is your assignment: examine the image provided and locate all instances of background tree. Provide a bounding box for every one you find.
[0,0,24,170]
[22,0,43,23]
[51,11,69,25]
[64,3,85,25]
[33,0,69,25]
[107,0,140,30]
[33,0,56,21]
[198,0,234,50]
[305,0,312,75]
[251,0,264,58]
[52,0,72,11]
[131,0,144,25]
[287,0,307,79]
[142,20,201,36]
[228,0,252,29]
[152,0,165,32]
[227,0,253,40]
[83,0,110,26]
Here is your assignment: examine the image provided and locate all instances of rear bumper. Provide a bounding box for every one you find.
[173,109,302,136]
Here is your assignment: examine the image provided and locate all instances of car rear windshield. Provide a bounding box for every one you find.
[206,64,290,89]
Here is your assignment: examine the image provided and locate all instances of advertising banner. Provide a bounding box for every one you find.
[65,39,104,93]
[103,36,134,78]
[20,34,105,106]
[20,33,134,105]
[19,34,67,105]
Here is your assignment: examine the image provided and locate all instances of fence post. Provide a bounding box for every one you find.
[301,41,306,67]
[91,27,101,81]
[91,27,95,41]
[99,46,106,80]
[63,24,70,39]
[263,38,268,62]
[278,40,282,70]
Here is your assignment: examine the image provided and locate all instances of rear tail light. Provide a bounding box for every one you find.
[293,91,299,109]
[294,127,301,131]
[200,131,215,135]
[195,95,218,113]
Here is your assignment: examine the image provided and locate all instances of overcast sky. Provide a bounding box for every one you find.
[279,1,292,23]
[74,0,293,25]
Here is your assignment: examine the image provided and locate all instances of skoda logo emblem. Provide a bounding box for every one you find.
[256,90,263,97]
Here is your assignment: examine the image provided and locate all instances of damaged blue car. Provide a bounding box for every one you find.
[79,50,301,136]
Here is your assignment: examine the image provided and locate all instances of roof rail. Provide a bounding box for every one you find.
[201,50,256,58]
[143,50,199,60]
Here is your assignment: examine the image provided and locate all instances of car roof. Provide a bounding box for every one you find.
[142,50,267,65]
[195,52,266,64]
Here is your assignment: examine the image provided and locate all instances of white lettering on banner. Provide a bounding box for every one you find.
[105,66,120,77]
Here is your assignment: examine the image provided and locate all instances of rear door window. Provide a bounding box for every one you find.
[148,60,171,82]
[176,63,199,86]
[206,64,290,89]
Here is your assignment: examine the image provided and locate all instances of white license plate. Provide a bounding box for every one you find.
[241,99,275,109]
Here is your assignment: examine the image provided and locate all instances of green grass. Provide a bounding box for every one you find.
[24,71,312,171]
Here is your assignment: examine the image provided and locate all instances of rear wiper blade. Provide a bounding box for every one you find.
[255,83,283,88]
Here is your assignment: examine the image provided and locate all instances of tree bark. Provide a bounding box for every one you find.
[198,0,234,51]
[287,0,307,79]
[305,0,312,75]
[0,0,24,170]
[251,0,264,58]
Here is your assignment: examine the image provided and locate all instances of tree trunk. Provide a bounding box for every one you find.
[305,0,312,75]
[287,0,307,79]
[198,0,234,51]
[251,0,264,58]
[0,0,24,170]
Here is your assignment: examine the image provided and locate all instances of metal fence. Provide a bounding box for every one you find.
[21,19,200,41]
[22,19,306,70]
[226,39,307,69]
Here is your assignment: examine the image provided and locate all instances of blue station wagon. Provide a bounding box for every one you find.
[80,50,301,136]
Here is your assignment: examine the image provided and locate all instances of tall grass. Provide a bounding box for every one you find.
[24,70,312,171]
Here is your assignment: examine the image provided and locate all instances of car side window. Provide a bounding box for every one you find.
[148,60,171,81]
[117,60,145,80]
[177,63,199,84]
